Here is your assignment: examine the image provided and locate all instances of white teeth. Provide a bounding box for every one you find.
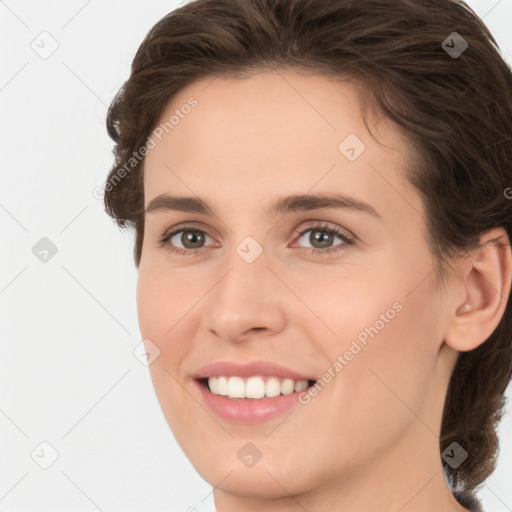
[206,375,311,399]
[281,378,295,395]
[217,376,228,395]
[265,377,281,398]
[246,376,266,399]
[227,376,245,398]
[208,376,219,394]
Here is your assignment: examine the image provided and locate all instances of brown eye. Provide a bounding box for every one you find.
[292,222,355,256]
[158,226,214,256]
[174,230,207,249]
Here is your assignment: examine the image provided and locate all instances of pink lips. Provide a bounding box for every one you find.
[192,360,317,424]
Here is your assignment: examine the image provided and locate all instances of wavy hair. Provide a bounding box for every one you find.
[104,0,512,491]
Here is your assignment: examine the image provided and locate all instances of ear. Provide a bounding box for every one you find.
[444,227,512,352]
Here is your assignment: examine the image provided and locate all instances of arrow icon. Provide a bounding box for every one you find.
[339,134,365,161]
[236,236,263,263]
[133,340,160,366]
[32,237,58,262]
[31,441,59,469]
[237,441,263,467]
[442,32,468,59]
[441,441,468,468]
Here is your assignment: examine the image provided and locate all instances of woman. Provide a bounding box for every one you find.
[103,0,512,510]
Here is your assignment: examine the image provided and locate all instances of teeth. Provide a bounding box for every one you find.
[246,376,266,398]
[206,376,311,399]
[266,377,281,398]
[217,376,228,395]
[281,378,295,395]
[294,379,309,392]
[227,376,245,398]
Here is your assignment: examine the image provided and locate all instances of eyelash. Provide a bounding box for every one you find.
[157,222,355,257]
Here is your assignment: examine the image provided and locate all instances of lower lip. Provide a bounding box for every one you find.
[194,379,308,424]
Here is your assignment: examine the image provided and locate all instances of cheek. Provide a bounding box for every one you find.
[285,260,401,347]
[136,272,160,343]
[136,265,188,337]
[136,269,190,409]
[328,280,439,434]
[304,304,437,472]
[305,254,440,415]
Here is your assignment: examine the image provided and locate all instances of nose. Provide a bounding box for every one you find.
[200,248,287,343]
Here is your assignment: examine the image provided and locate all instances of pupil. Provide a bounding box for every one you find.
[184,231,203,248]
[312,230,332,248]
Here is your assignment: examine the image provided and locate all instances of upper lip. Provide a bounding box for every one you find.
[192,360,317,382]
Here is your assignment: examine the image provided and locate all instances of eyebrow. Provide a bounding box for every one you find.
[145,192,382,219]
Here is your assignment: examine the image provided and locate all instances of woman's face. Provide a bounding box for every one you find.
[136,71,459,503]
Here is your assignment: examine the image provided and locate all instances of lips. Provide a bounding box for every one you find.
[191,360,318,423]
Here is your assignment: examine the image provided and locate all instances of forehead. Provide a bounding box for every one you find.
[142,71,421,222]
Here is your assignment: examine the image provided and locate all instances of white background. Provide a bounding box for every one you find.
[1,1,511,511]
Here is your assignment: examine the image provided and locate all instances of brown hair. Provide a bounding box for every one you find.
[104,0,512,492]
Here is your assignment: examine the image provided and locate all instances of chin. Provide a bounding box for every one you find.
[203,465,309,500]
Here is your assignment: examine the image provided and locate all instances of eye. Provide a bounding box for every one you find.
[157,221,355,257]
[291,222,354,255]
[157,224,216,256]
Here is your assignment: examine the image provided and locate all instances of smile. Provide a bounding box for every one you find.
[203,375,316,399]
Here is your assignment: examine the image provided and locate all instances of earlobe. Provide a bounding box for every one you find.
[444,227,512,353]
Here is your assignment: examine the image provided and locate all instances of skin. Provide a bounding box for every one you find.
[136,70,512,512]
